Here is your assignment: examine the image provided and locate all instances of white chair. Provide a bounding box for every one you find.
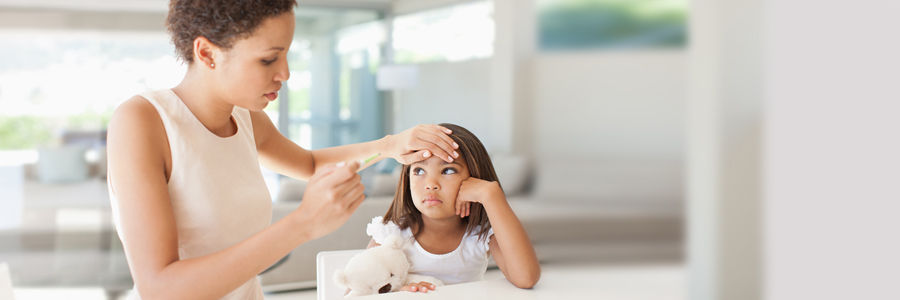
[0,262,14,300]
[316,249,364,300]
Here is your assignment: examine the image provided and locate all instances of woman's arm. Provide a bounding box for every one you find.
[108,98,366,300]
[456,179,540,289]
[250,111,459,180]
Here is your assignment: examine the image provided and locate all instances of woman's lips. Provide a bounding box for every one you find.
[264,92,278,101]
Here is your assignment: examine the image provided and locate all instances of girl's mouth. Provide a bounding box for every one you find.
[423,195,443,206]
[264,92,278,101]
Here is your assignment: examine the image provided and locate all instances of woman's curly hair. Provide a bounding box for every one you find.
[166,0,297,63]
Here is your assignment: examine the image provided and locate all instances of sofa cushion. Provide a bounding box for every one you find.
[490,154,530,196]
[533,159,682,205]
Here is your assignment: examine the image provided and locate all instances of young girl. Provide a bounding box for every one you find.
[366,123,541,293]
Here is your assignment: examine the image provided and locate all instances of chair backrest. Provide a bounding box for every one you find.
[316,249,364,300]
[0,262,14,300]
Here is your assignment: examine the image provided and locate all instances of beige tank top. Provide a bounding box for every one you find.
[109,89,272,299]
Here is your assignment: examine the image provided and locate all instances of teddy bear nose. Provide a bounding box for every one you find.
[379,283,392,294]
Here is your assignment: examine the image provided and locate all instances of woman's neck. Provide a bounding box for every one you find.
[171,69,237,137]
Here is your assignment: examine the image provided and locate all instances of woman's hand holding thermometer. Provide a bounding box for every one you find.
[355,153,381,172]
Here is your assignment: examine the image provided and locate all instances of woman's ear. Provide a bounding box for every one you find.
[192,36,219,68]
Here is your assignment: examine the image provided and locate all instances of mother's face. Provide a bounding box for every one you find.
[213,11,295,111]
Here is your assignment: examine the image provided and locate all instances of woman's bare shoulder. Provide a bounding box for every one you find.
[110,95,162,131]
[109,95,171,141]
[107,95,170,174]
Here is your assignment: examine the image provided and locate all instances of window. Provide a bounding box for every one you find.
[392,1,494,64]
[276,8,385,151]
[0,30,184,150]
[538,0,688,50]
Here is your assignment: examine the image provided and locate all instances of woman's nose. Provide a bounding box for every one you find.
[274,59,290,82]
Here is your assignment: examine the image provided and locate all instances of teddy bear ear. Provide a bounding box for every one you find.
[384,234,405,250]
[333,270,349,288]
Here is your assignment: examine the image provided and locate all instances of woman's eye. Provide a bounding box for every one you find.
[442,168,458,175]
[262,58,277,65]
[413,168,426,175]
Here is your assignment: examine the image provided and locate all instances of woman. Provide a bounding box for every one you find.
[106,1,459,299]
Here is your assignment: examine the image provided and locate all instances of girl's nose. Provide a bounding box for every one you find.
[425,183,440,190]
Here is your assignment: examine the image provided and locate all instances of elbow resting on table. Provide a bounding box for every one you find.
[509,268,541,289]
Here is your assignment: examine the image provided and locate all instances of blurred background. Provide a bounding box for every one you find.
[0,0,897,299]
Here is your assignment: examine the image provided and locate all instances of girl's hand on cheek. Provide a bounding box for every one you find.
[386,124,459,165]
[455,178,502,217]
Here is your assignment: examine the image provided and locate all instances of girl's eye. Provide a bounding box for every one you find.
[442,168,458,175]
[262,58,277,65]
[413,167,426,175]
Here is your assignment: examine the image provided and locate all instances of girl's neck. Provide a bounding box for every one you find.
[172,69,237,137]
[418,215,466,237]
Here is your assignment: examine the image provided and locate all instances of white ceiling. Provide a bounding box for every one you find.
[0,0,395,12]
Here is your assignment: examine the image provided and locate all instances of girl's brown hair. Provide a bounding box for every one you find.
[166,0,298,63]
[383,123,501,242]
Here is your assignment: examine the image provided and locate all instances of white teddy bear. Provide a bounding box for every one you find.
[333,234,444,298]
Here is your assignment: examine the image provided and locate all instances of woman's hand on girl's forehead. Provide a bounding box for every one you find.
[386,124,460,165]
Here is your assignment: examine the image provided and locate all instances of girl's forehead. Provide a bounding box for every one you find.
[411,155,467,168]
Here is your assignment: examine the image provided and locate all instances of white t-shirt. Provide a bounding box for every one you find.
[366,216,493,285]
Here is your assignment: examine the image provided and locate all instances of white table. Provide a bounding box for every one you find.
[269,262,686,300]
[8,262,684,300]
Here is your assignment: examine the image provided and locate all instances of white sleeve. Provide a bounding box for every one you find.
[366,216,402,244]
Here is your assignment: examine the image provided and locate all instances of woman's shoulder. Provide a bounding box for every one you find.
[109,95,167,147]
[107,94,171,178]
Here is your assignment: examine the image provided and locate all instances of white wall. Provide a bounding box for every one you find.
[528,51,685,204]
[764,1,900,299]
[687,0,765,298]
[532,51,685,161]
[393,59,495,146]
[688,0,900,299]
[391,51,687,163]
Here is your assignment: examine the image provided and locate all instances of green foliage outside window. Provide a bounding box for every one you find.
[0,116,55,150]
[0,110,111,150]
[539,0,688,50]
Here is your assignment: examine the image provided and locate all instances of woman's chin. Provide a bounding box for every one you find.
[239,100,269,112]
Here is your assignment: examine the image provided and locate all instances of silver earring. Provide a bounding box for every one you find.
[210,63,215,67]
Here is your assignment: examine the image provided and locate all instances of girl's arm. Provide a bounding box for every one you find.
[456,179,541,289]
[250,111,459,180]
[108,98,366,300]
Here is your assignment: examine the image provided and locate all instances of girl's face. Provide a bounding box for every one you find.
[212,12,295,111]
[408,156,471,220]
